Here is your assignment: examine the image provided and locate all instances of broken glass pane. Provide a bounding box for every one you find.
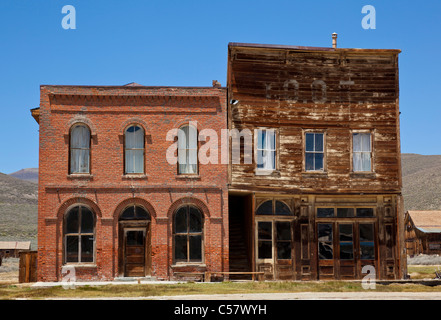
[318,242,333,260]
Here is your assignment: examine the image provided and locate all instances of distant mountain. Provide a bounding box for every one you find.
[401,153,441,212]
[8,168,38,183]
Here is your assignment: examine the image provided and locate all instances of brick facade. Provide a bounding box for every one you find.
[36,84,228,281]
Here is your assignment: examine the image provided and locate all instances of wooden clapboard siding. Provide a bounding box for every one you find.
[227,43,401,195]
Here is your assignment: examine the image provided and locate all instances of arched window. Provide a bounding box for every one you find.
[256,200,292,216]
[125,125,145,174]
[178,125,198,174]
[119,205,150,220]
[64,205,95,263]
[173,205,203,262]
[70,124,91,174]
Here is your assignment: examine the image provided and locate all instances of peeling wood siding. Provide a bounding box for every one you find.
[228,46,401,195]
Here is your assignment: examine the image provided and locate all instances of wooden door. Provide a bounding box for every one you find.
[124,228,146,277]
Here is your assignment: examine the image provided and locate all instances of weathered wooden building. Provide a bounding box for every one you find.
[405,211,441,256]
[227,40,405,280]
[0,241,31,259]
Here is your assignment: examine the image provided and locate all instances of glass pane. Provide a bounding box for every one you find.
[361,152,371,171]
[189,235,202,261]
[315,133,324,152]
[66,235,79,262]
[81,207,94,233]
[337,208,355,218]
[188,126,198,149]
[174,235,187,261]
[268,150,276,170]
[133,150,144,173]
[120,206,136,220]
[361,133,371,152]
[340,243,354,260]
[267,130,276,150]
[339,224,353,241]
[126,231,144,246]
[66,207,79,234]
[305,152,314,171]
[135,206,150,220]
[319,242,333,260]
[257,129,265,150]
[256,201,273,215]
[277,242,292,260]
[81,235,94,262]
[353,152,362,172]
[276,221,291,241]
[174,208,187,233]
[125,150,135,173]
[275,201,292,215]
[360,243,375,259]
[359,224,374,241]
[317,208,334,218]
[357,208,374,217]
[258,222,272,240]
[189,207,202,232]
[71,125,90,148]
[258,240,272,259]
[257,150,264,168]
[318,223,333,242]
[314,153,324,170]
[353,133,362,152]
[305,133,314,152]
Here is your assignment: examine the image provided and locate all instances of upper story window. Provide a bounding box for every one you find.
[64,205,95,264]
[256,129,276,172]
[305,132,324,171]
[353,132,372,172]
[125,125,145,174]
[178,125,198,175]
[70,124,91,174]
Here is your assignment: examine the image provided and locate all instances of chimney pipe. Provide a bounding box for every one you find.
[332,32,338,49]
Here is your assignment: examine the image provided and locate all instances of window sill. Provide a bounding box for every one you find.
[67,174,93,180]
[350,172,376,179]
[175,174,201,180]
[62,263,97,268]
[171,263,206,269]
[122,174,148,180]
[302,171,328,178]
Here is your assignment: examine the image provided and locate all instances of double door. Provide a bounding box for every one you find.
[317,221,377,279]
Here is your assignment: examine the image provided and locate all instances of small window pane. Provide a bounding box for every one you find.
[353,133,362,152]
[189,207,202,233]
[276,222,291,241]
[361,133,371,152]
[306,133,314,152]
[257,130,265,150]
[66,207,79,234]
[360,243,375,260]
[258,222,272,240]
[81,207,94,233]
[120,206,136,220]
[275,201,292,215]
[256,201,273,215]
[337,208,355,218]
[174,235,187,260]
[126,231,144,246]
[314,153,324,170]
[318,224,333,242]
[81,235,94,262]
[315,133,324,152]
[305,153,314,171]
[66,235,79,262]
[340,244,354,260]
[339,224,353,241]
[174,208,187,233]
[258,241,272,259]
[189,235,202,261]
[359,224,374,241]
[277,242,292,260]
[317,208,334,218]
[318,242,333,260]
[357,208,374,217]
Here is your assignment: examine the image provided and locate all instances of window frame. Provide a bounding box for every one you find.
[254,128,278,175]
[351,130,374,173]
[124,124,145,175]
[63,204,96,265]
[173,205,204,264]
[177,124,199,175]
[302,129,327,173]
[69,124,91,175]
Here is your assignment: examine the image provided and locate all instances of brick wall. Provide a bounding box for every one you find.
[37,85,228,281]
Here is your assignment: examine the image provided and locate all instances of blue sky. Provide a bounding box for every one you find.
[0,0,439,174]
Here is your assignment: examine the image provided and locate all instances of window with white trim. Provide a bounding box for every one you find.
[256,129,276,171]
[353,132,372,172]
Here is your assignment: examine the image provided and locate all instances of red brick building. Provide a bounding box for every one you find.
[31,82,228,281]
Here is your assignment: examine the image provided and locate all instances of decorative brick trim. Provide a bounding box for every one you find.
[167,197,210,219]
[113,197,157,220]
